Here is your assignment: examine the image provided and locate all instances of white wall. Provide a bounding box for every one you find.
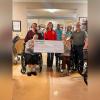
[13,3,27,38]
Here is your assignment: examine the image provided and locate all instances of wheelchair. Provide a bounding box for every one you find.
[12,36,22,64]
[82,49,88,85]
[55,53,71,74]
[21,43,43,74]
[55,44,76,73]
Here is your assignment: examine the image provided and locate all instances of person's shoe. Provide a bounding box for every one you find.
[27,72,32,76]
[31,71,37,76]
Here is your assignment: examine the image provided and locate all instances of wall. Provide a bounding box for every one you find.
[13,3,27,38]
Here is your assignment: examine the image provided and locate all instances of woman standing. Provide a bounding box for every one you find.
[44,22,57,71]
[66,26,72,38]
[25,23,42,43]
[55,24,62,71]
[61,34,71,75]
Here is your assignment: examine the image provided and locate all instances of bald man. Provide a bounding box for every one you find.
[71,22,87,74]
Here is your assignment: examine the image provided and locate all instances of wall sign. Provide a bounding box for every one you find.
[12,20,21,32]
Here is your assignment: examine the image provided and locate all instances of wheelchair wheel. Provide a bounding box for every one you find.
[38,54,43,72]
[39,59,43,72]
[21,68,26,74]
[21,53,26,74]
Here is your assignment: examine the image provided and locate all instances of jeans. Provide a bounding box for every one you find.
[47,53,54,68]
[72,45,84,72]
[55,53,61,69]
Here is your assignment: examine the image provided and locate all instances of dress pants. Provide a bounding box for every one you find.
[72,45,84,73]
[47,53,54,68]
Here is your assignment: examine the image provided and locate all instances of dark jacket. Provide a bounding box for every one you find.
[24,30,43,43]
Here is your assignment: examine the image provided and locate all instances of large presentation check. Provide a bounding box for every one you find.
[34,40,64,53]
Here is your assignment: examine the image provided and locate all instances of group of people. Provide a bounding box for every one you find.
[24,22,88,76]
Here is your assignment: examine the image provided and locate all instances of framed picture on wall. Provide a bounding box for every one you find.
[79,17,87,24]
[79,17,88,31]
[12,20,21,32]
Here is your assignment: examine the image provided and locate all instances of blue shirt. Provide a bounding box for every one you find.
[66,31,72,38]
[55,29,62,40]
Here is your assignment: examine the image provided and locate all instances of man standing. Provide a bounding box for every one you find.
[71,22,87,74]
[44,22,57,71]
[55,24,62,71]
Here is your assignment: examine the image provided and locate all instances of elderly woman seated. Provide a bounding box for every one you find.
[25,34,39,76]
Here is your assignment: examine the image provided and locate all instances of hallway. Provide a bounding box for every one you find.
[13,64,87,100]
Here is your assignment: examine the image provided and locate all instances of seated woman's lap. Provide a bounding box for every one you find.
[25,53,39,65]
